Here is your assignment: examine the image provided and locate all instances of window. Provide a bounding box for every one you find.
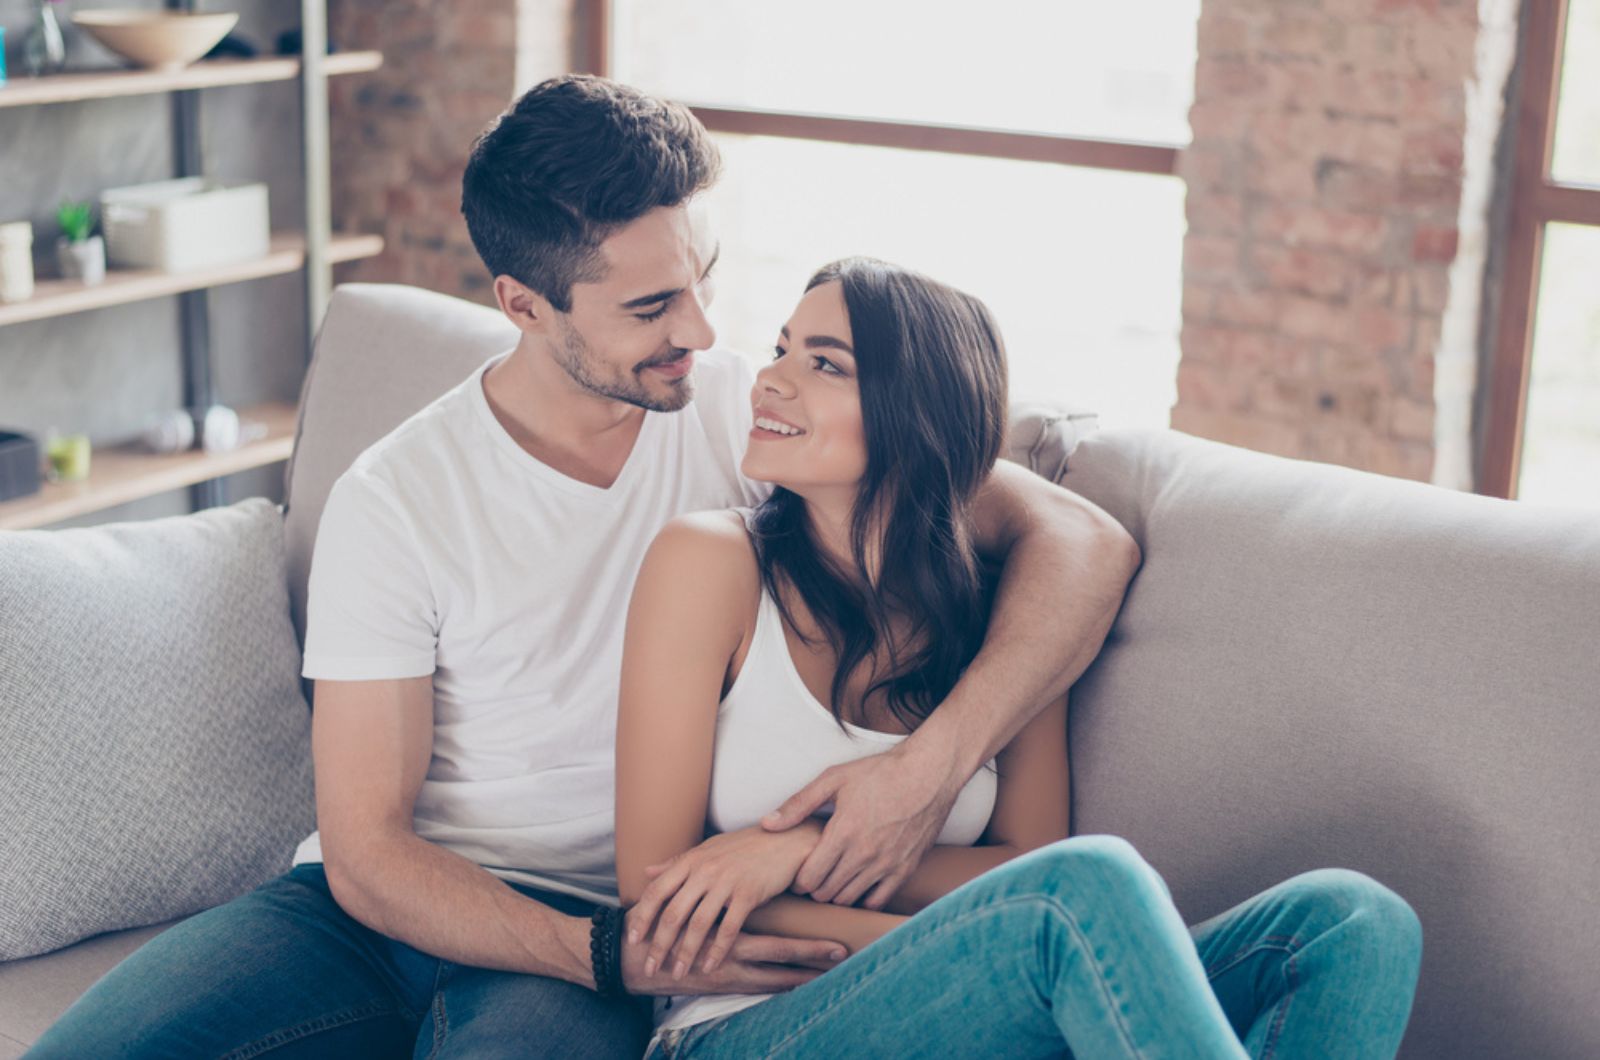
[1485,0,1600,506]
[596,2,1198,429]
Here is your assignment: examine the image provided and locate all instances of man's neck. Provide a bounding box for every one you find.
[481,338,646,489]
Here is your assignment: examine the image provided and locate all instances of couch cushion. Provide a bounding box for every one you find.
[1059,428,1600,1059]
[0,919,181,1054]
[0,499,314,962]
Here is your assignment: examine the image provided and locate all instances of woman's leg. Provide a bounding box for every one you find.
[659,835,1249,1060]
[1188,868,1423,1060]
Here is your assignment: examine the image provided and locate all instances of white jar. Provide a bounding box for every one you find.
[0,221,36,304]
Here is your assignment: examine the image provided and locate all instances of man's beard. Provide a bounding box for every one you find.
[553,315,694,413]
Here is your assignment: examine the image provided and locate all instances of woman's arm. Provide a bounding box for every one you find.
[875,693,1072,916]
[615,512,902,976]
[615,512,752,905]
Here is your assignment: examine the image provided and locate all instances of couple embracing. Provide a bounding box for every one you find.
[31,76,1421,1059]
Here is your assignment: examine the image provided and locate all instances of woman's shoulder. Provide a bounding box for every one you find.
[636,511,763,656]
[646,509,761,584]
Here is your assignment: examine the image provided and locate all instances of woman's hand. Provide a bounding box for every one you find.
[628,820,826,979]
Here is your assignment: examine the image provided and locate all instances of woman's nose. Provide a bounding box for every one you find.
[755,362,792,395]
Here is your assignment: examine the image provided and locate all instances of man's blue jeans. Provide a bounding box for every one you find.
[27,863,651,1059]
[648,836,1423,1059]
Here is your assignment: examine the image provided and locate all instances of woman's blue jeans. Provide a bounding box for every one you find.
[648,836,1423,1059]
[27,863,652,1058]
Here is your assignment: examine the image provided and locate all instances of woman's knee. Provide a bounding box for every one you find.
[1277,868,1422,969]
[988,835,1169,908]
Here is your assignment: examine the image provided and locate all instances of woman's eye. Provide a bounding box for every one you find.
[812,355,843,376]
[636,304,669,323]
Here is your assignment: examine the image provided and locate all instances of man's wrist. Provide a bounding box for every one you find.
[902,712,977,795]
[550,910,601,989]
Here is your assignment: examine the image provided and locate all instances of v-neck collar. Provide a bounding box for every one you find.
[469,352,661,503]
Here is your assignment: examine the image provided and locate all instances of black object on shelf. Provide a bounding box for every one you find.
[205,34,260,60]
[276,29,338,56]
[0,431,43,504]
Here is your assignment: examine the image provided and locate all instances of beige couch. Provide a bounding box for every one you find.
[2,283,1596,1058]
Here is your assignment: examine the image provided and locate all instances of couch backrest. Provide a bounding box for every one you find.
[1059,427,1600,1059]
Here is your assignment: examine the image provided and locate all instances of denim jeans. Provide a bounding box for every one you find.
[647,836,1423,1060]
[27,863,651,1059]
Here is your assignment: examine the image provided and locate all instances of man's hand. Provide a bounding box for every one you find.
[761,734,963,910]
[619,928,845,997]
[628,823,824,977]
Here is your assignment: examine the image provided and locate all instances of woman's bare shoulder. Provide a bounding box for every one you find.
[644,510,761,588]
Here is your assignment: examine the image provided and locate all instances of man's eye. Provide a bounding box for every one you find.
[772,345,787,360]
[636,304,669,323]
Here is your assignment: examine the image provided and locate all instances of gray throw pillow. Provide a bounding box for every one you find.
[0,498,315,961]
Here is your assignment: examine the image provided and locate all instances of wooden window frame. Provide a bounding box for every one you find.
[577,2,1182,178]
[1483,0,1600,498]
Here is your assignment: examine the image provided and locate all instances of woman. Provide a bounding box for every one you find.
[615,258,1422,1058]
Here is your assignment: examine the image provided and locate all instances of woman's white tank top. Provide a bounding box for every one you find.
[652,581,999,1039]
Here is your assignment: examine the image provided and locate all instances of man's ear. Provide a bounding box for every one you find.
[493,274,553,335]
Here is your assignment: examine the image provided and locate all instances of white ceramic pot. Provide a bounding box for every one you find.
[56,235,106,286]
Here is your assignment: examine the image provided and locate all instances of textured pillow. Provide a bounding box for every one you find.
[0,498,315,960]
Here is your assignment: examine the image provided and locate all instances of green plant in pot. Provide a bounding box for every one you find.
[56,200,106,286]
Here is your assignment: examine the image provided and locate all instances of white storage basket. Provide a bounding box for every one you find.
[100,178,270,272]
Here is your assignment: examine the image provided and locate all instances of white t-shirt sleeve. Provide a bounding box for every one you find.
[301,470,438,681]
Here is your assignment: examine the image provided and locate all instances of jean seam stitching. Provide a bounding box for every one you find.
[1203,934,1303,982]
[1260,942,1298,1060]
[424,980,451,1060]
[758,893,1144,1059]
[218,1002,400,1059]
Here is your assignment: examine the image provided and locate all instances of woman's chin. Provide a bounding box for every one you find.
[739,452,785,489]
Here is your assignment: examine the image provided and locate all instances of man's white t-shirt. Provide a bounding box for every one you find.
[294,347,768,904]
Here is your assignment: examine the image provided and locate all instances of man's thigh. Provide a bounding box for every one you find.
[424,964,651,1060]
[29,865,437,1059]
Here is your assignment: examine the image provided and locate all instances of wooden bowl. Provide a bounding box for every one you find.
[72,11,240,73]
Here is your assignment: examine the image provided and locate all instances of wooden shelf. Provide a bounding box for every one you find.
[0,401,298,530]
[0,232,384,327]
[0,51,382,109]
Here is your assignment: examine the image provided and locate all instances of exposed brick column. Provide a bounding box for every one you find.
[1176,0,1519,485]
[327,1,576,304]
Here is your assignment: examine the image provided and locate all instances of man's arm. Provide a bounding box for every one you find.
[313,676,597,984]
[766,460,1140,908]
[315,676,843,995]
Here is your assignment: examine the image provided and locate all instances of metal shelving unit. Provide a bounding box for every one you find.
[0,0,381,528]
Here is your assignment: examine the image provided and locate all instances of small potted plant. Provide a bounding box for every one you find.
[56,200,106,286]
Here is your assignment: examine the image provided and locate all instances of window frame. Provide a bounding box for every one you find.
[579,2,1183,178]
[1483,0,1600,499]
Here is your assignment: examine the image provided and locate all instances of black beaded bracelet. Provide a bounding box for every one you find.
[589,905,628,998]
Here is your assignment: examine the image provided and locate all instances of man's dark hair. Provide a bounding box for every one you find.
[460,75,720,312]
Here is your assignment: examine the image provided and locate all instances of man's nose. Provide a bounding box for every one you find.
[670,288,716,352]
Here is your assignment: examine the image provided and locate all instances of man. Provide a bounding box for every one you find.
[29,76,1137,1057]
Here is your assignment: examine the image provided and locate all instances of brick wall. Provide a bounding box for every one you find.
[1176,0,1519,485]
[327,0,576,304]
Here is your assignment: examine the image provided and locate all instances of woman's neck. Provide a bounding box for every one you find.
[799,489,883,587]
